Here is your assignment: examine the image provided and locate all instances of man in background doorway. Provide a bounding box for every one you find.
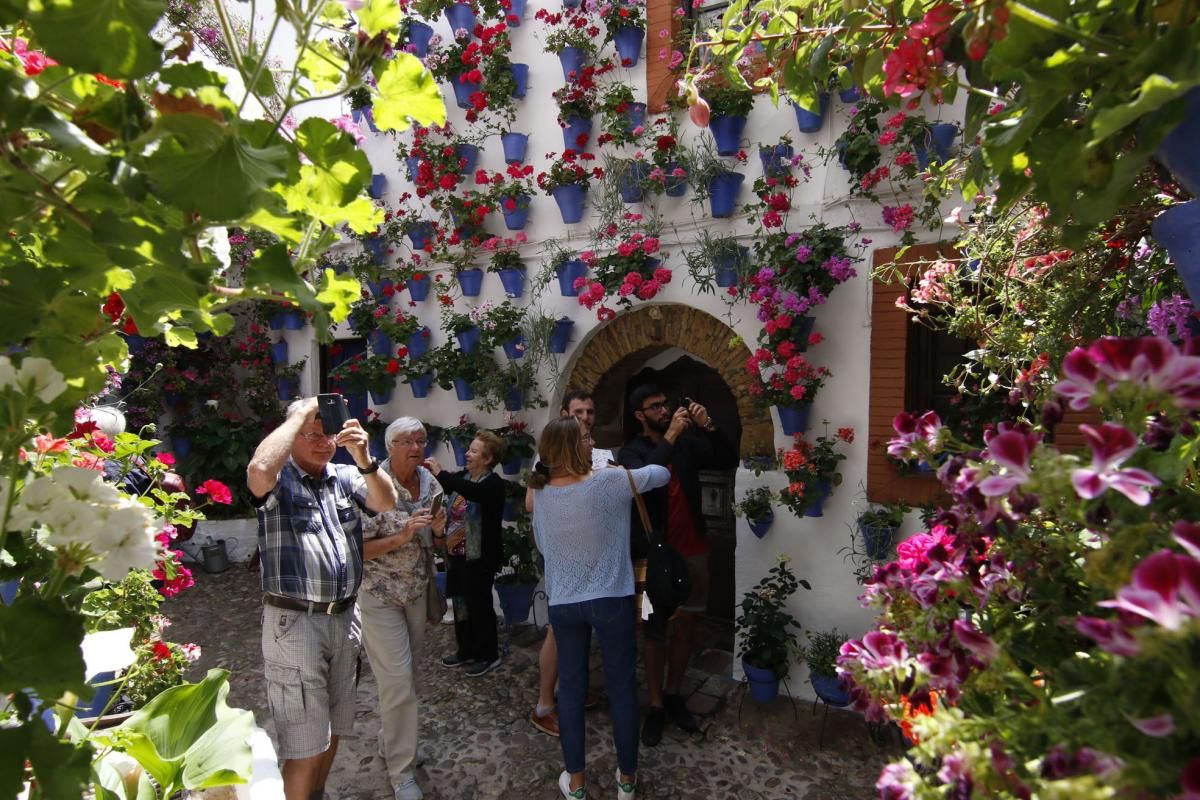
[619,384,738,746]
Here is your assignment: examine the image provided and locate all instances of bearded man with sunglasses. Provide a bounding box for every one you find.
[247,397,397,800]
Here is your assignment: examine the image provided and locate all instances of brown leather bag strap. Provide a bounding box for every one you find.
[624,468,656,543]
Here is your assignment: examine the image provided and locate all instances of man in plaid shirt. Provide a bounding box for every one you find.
[247,397,396,800]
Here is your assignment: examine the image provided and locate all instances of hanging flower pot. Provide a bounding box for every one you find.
[500,193,531,230]
[276,376,298,401]
[555,258,587,296]
[407,275,431,301]
[810,674,851,707]
[859,524,898,560]
[503,385,524,411]
[456,145,480,175]
[618,161,649,203]
[346,392,369,420]
[621,102,647,137]
[708,171,745,218]
[561,116,592,151]
[501,132,529,164]
[549,317,574,353]
[748,511,774,539]
[457,267,484,296]
[370,386,394,405]
[407,221,434,250]
[368,330,393,356]
[496,580,537,626]
[405,156,420,182]
[563,0,581,7]
[445,2,476,35]
[453,378,474,402]
[804,479,832,518]
[915,123,958,167]
[364,236,388,264]
[663,161,687,197]
[172,435,192,460]
[456,326,481,353]
[509,63,529,98]
[366,279,394,300]
[409,372,434,399]
[714,244,747,288]
[709,114,747,156]
[269,341,289,363]
[351,106,378,133]
[613,26,644,67]
[758,144,793,178]
[450,438,468,466]
[498,267,525,297]
[506,0,528,26]
[791,316,817,351]
[408,327,431,358]
[1155,88,1200,196]
[1152,200,1200,306]
[551,184,587,224]
[502,457,524,477]
[776,403,812,436]
[451,75,480,110]
[837,86,861,104]
[407,21,434,57]
[558,46,586,81]
[367,173,387,200]
[742,658,781,703]
[279,310,307,330]
[791,94,829,134]
[502,334,526,359]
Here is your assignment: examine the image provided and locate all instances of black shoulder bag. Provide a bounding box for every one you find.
[625,468,691,621]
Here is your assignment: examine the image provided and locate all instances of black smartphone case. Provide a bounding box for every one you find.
[317,394,350,435]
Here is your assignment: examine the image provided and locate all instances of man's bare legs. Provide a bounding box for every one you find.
[281,735,339,800]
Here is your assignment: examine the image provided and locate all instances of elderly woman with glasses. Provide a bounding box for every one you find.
[358,417,447,800]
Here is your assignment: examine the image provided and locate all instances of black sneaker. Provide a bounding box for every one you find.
[641,706,666,746]
[465,657,502,677]
[664,694,699,733]
[441,654,469,669]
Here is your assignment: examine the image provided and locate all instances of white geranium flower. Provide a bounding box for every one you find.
[0,356,15,390]
[91,504,159,580]
[17,357,67,403]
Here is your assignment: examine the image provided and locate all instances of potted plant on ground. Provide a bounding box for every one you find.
[778,423,854,518]
[737,556,811,702]
[856,502,909,560]
[496,507,541,626]
[801,628,851,706]
[735,485,776,538]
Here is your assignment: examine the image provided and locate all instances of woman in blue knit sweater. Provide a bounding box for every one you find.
[529,417,669,800]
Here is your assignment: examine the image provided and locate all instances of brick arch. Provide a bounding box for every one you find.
[560,303,772,457]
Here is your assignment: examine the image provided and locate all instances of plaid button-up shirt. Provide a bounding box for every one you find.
[255,459,369,603]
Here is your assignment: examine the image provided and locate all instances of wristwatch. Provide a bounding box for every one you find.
[357,459,381,475]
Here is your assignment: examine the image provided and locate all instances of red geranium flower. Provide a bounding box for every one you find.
[195,479,233,505]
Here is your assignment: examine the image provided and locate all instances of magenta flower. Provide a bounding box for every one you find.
[977,429,1039,496]
[856,630,909,670]
[876,761,918,800]
[1098,549,1200,631]
[887,410,943,459]
[1054,336,1200,411]
[1174,520,1200,559]
[952,619,997,662]
[1071,423,1160,505]
[1126,712,1175,738]
[1074,616,1141,657]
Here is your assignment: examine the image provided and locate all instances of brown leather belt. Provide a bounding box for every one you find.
[263,593,356,615]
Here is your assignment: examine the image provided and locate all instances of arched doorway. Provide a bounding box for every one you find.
[559,304,768,644]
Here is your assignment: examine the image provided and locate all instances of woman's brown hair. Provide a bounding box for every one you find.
[473,430,505,467]
[528,418,590,489]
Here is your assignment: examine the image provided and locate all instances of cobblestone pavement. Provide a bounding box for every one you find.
[167,567,897,800]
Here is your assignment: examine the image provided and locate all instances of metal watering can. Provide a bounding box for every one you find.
[201,537,230,574]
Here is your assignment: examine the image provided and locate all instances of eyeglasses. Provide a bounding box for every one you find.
[640,401,669,413]
[390,438,428,449]
[298,432,336,442]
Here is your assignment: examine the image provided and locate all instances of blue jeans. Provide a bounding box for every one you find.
[548,595,639,777]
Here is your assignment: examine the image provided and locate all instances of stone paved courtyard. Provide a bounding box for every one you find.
[166,567,897,800]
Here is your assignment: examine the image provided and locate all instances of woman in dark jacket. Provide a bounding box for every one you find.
[425,430,507,677]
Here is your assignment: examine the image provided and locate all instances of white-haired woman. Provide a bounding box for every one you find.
[358,417,446,800]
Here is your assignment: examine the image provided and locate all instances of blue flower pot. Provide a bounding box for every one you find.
[370,436,388,460]
[498,267,525,297]
[709,114,746,156]
[549,317,574,353]
[172,435,192,459]
[405,155,421,182]
[368,172,387,199]
[346,392,369,420]
[555,258,587,296]
[708,171,744,218]
[502,497,518,520]
[425,436,438,459]
[453,378,474,402]
[510,63,529,98]
[434,570,448,597]
[742,659,781,703]
[715,266,738,287]
[804,479,832,518]
[506,0,527,25]
[501,132,529,164]
[915,123,958,167]
[838,86,861,104]
[456,143,479,174]
[502,457,524,476]
[276,376,298,401]
[501,193,531,230]
[811,674,851,707]
[1156,88,1200,196]
[621,102,647,137]
[748,510,774,539]
[859,524,898,560]
[366,279,393,300]
[75,670,117,719]
[776,403,812,436]
[496,581,537,626]
[270,341,289,363]
[368,330,392,356]
[408,221,434,250]
[618,161,649,203]
[351,106,378,133]
[456,326,481,353]
[280,310,306,330]
[451,76,480,110]
[364,236,388,264]
[409,373,434,398]
[663,161,687,196]
[370,387,394,405]
[407,276,431,301]
[457,267,484,296]
[408,327,431,358]
[502,334,526,359]
[561,116,592,150]
[613,26,644,67]
[759,144,793,177]
[450,438,468,466]
[563,0,581,7]
[445,2,476,34]
[552,184,587,224]
[503,385,523,411]
[715,244,747,287]
[1153,200,1200,306]
[792,94,829,134]
[407,21,434,57]
[558,46,586,81]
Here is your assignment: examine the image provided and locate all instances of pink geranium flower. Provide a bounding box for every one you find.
[1099,549,1200,631]
[1071,423,1160,506]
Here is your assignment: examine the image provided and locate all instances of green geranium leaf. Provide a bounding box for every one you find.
[297,39,345,93]
[293,118,371,202]
[315,268,361,323]
[358,0,403,35]
[159,63,227,90]
[0,596,87,698]
[29,0,165,79]
[373,53,446,132]
[1090,74,1198,144]
[320,0,350,24]
[243,243,309,297]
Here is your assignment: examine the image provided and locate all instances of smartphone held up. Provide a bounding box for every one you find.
[317,394,351,435]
